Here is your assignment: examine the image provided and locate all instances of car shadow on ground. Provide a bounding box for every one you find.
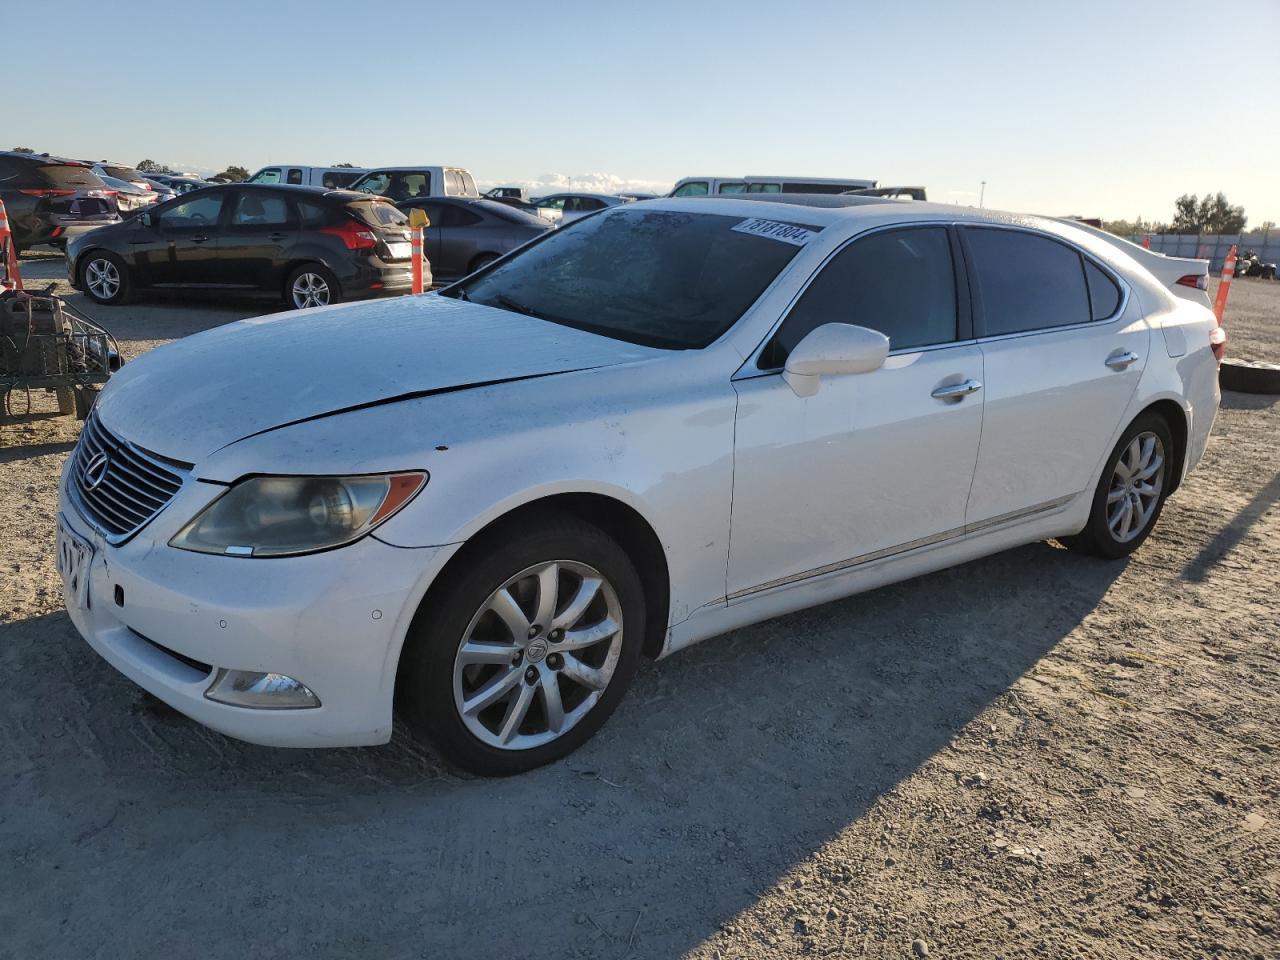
[4,536,1127,957]
[1182,470,1280,582]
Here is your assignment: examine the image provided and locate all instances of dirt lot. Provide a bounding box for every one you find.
[2,259,1278,959]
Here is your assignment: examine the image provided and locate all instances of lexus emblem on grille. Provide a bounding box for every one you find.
[82,452,111,492]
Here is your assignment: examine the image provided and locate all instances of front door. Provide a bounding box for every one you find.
[728,225,985,599]
[149,191,226,285]
[959,226,1151,525]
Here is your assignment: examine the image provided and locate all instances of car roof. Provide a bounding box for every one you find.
[0,151,89,166]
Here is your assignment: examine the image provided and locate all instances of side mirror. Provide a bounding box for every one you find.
[782,323,889,397]
[139,210,153,227]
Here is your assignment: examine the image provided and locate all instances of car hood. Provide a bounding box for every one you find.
[94,295,662,463]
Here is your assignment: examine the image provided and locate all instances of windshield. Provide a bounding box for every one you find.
[444,207,810,350]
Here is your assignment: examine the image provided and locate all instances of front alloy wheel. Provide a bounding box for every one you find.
[454,560,624,750]
[399,513,645,776]
[82,253,128,304]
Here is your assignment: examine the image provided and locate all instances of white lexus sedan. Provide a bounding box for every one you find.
[56,197,1222,775]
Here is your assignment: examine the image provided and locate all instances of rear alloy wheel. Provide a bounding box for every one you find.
[1062,413,1173,559]
[81,252,129,305]
[287,264,339,309]
[400,513,644,776]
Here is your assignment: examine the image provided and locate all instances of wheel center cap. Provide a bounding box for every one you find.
[526,638,548,663]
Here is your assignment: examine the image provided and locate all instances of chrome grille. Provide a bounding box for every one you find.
[71,412,188,543]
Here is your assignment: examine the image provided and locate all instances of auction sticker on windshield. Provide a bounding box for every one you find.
[731,218,819,246]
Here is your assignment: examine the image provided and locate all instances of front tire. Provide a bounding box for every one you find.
[399,512,645,776]
[1061,412,1174,559]
[286,264,340,309]
[80,251,130,305]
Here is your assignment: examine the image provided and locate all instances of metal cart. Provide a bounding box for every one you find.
[1,287,120,420]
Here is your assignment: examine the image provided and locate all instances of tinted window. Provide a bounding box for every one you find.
[782,182,847,194]
[535,196,565,210]
[351,200,407,227]
[447,208,806,350]
[101,165,143,182]
[746,183,781,193]
[966,228,1090,335]
[230,192,291,226]
[156,193,223,229]
[36,164,104,188]
[286,168,304,185]
[355,171,430,201]
[322,170,360,189]
[762,227,957,369]
[1085,260,1121,320]
[441,205,483,227]
[671,181,708,197]
[297,199,334,227]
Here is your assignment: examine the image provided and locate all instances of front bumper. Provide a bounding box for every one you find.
[57,462,449,747]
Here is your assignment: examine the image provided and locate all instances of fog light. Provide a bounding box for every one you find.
[204,669,320,709]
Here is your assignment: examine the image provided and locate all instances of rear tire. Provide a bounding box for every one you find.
[1061,412,1174,559]
[398,512,645,776]
[286,264,340,309]
[79,251,130,305]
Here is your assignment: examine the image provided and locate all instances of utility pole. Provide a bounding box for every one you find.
[979,181,986,209]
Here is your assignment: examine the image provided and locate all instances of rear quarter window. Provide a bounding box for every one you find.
[1084,260,1121,320]
[965,227,1092,336]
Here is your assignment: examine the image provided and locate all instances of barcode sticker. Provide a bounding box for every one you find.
[731,218,818,246]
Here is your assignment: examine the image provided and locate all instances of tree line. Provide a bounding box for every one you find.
[1104,192,1274,236]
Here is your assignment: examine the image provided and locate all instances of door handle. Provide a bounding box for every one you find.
[1105,350,1140,370]
[931,378,983,401]
[190,235,209,243]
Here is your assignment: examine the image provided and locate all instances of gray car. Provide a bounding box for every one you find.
[395,197,552,281]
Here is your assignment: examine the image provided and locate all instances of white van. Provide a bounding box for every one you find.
[347,166,479,201]
[247,165,369,189]
[669,175,878,197]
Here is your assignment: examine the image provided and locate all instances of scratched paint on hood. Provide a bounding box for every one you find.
[94,294,660,463]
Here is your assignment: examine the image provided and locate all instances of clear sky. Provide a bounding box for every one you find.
[10,0,1279,225]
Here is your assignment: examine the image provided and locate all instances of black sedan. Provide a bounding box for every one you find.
[67,183,422,309]
[394,196,551,282]
[0,152,121,252]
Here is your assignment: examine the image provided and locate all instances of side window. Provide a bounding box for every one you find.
[717,182,748,194]
[441,205,483,227]
[1084,260,1121,320]
[965,228,1091,336]
[746,182,781,193]
[0,158,18,180]
[538,196,566,210]
[671,181,709,197]
[296,199,334,228]
[230,192,292,227]
[156,193,224,230]
[286,168,304,185]
[408,202,445,226]
[761,227,958,369]
[579,198,606,211]
[249,168,281,184]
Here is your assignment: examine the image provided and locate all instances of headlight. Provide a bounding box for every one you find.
[170,472,427,557]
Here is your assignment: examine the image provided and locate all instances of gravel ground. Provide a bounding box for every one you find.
[2,256,1278,959]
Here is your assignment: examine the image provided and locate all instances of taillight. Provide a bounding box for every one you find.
[1176,274,1208,290]
[1209,324,1227,365]
[320,217,377,250]
[19,188,76,197]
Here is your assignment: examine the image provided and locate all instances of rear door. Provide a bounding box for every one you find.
[218,189,299,289]
[150,190,226,284]
[400,200,445,267]
[961,225,1150,526]
[437,203,487,277]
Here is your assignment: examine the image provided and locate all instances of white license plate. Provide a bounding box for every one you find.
[386,241,411,260]
[56,514,94,611]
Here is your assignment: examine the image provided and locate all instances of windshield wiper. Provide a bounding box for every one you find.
[488,293,540,318]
